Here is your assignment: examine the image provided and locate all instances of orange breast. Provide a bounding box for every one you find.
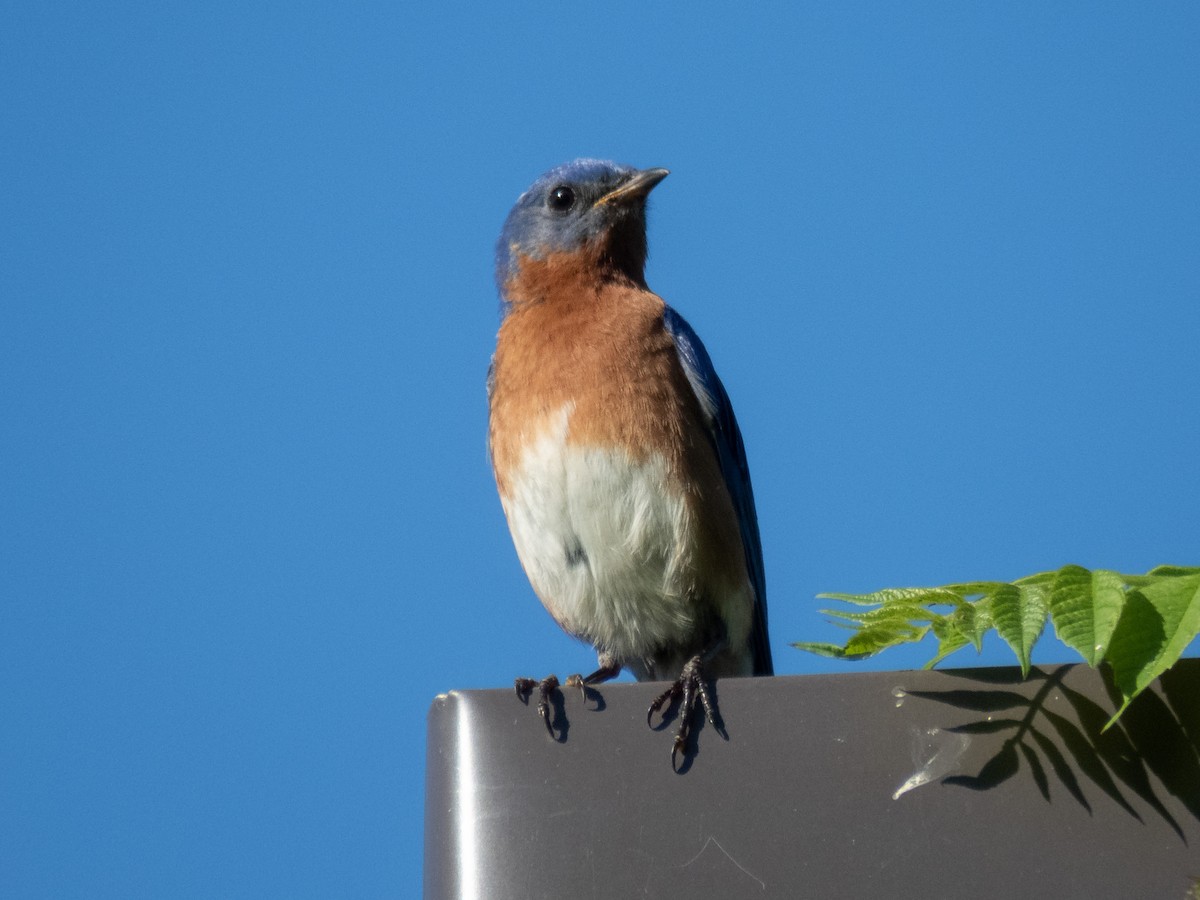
[490,264,691,493]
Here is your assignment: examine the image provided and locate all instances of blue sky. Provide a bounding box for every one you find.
[3,3,1197,895]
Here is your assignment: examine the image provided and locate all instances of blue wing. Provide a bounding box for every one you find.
[663,307,773,676]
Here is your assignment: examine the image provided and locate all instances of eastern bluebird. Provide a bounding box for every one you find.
[488,159,772,762]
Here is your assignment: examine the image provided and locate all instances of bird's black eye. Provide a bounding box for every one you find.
[547,185,576,212]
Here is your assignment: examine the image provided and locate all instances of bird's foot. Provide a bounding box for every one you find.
[516,657,619,739]
[514,674,560,736]
[562,673,606,710]
[564,656,621,705]
[563,672,588,702]
[647,655,725,769]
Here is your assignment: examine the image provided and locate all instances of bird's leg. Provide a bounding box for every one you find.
[647,639,728,767]
[564,653,621,701]
[514,674,560,736]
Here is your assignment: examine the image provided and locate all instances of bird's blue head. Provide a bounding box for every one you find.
[494,158,669,306]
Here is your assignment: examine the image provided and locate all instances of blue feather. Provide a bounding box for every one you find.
[662,307,773,676]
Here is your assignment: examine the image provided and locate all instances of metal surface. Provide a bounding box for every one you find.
[425,661,1200,899]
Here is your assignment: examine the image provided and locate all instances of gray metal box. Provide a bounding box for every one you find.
[425,661,1200,899]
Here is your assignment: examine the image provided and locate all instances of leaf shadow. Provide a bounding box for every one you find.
[1099,667,1200,825]
[906,664,1199,840]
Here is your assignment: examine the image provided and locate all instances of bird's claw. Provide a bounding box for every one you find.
[647,681,681,728]
[645,655,721,767]
[514,674,560,736]
[563,673,588,702]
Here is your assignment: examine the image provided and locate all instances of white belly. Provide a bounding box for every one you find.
[500,406,699,661]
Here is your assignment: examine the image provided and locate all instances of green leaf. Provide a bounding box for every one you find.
[1048,565,1126,666]
[821,603,942,625]
[990,582,1048,676]
[1105,573,1200,726]
[843,622,929,657]
[817,587,965,607]
[790,641,856,659]
[1013,570,1059,587]
[948,598,989,651]
[928,605,977,666]
[924,632,971,668]
[795,564,1200,727]
[961,597,993,650]
[1144,565,1200,578]
[1098,591,1162,704]
[942,581,1010,597]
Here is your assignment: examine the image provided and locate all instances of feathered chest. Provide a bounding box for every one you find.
[488,286,704,499]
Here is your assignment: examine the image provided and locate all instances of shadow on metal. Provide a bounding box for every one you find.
[906,665,1200,839]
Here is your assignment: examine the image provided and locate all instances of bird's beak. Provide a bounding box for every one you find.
[594,167,670,207]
